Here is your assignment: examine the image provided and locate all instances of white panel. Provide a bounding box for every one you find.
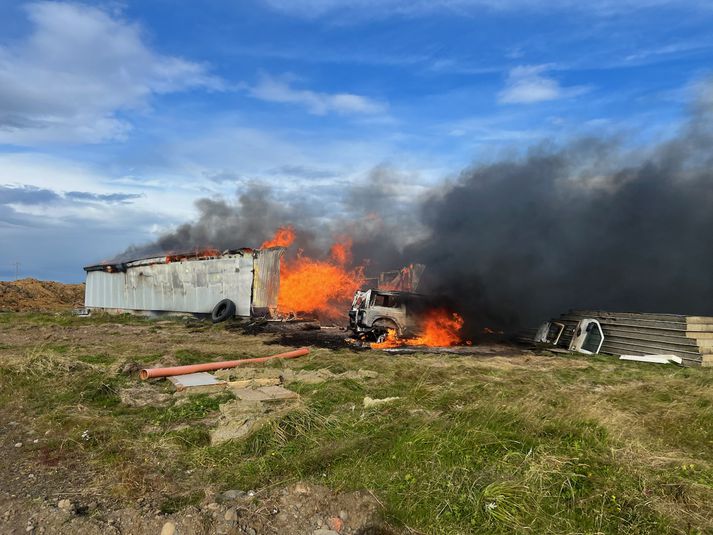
[84,254,256,315]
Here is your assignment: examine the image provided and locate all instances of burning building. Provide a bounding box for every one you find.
[83,247,283,319]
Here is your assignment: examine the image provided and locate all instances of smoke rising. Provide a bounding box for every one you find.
[413,81,713,330]
[114,169,419,267]
[115,81,713,333]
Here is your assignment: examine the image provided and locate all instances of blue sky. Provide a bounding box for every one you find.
[1,0,712,281]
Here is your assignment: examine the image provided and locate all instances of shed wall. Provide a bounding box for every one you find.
[84,254,255,315]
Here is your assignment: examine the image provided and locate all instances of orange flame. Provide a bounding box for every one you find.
[261,226,296,249]
[165,248,221,264]
[278,254,364,318]
[372,309,465,348]
[260,228,364,319]
[329,237,352,265]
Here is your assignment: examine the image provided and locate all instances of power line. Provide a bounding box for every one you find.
[9,262,20,280]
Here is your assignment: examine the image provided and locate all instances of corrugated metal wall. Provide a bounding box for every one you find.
[84,251,268,316]
[251,247,284,316]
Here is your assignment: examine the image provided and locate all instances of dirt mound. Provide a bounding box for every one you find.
[0,278,84,312]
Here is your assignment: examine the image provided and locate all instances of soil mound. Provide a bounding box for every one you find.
[0,278,84,312]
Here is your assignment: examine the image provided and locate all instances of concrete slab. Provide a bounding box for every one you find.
[169,372,226,391]
[232,385,299,401]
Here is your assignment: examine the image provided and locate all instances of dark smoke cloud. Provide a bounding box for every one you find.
[115,184,304,261]
[413,81,713,331]
[113,172,419,264]
[114,81,713,333]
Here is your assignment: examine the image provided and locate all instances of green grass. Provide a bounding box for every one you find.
[2,314,713,533]
[158,392,234,424]
[78,353,118,365]
[0,311,158,326]
[174,348,218,365]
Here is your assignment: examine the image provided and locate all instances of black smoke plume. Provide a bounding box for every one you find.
[412,82,713,330]
[114,81,713,333]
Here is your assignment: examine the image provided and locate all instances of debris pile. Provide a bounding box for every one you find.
[138,347,383,445]
[0,278,84,312]
[211,384,300,444]
[525,310,713,366]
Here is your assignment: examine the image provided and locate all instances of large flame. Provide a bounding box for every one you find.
[372,309,465,348]
[261,226,296,248]
[262,228,364,318]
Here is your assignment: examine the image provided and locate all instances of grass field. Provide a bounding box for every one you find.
[1,312,712,534]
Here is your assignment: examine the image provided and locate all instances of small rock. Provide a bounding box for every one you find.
[313,530,339,535]
[32,439,39,444]
[57,499,73,513]
[14,443,22,448]
[224,507,238,522]
[246,528,256,535]
[120,361,142,375]
[205,502,220,510]
[220,489,246,501]
[363,396,400,408]
[293,483,310,495]
[328,517,344,532]
[160,521,176,535]
[338,510,348,521]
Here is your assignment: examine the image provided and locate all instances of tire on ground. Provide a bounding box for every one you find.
[211,299,236,323]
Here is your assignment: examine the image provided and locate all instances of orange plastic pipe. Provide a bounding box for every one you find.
[139,347,310,380]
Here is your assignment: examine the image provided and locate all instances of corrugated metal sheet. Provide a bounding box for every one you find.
[251,247,284,316]
[524,310,713,366]
[84,249,281,317]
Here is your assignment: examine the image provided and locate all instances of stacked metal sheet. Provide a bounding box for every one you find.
[551,310,713,366]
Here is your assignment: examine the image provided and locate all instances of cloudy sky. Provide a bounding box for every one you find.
[1,0,712,281]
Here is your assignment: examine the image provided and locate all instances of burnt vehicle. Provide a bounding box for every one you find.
[349,289,431,342]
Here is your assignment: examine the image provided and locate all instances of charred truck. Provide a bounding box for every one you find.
[349,289,430,341]
[348,264,429,341]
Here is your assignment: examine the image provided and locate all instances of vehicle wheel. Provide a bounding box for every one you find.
[371,318,399,342]
[375,331,389,343]
[211,299,236,323]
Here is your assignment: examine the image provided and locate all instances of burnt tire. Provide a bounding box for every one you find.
[371,318,400,342]
[211,299,236,323]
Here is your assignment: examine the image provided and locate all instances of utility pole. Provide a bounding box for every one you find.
[11,262,20,280]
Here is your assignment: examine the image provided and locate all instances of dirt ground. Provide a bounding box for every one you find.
[0,314,420,534]
[0,279,84,312]
[1,312,712,535]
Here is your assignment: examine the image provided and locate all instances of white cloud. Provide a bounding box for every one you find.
[249,73,386,115]
[0,2,221,145]
[0,152,197,226]
[498,65,589,104]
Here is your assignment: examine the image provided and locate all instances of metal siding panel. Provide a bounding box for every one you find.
[235,254,254,317]
[84,255,250,314]
[252,248,284,316]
